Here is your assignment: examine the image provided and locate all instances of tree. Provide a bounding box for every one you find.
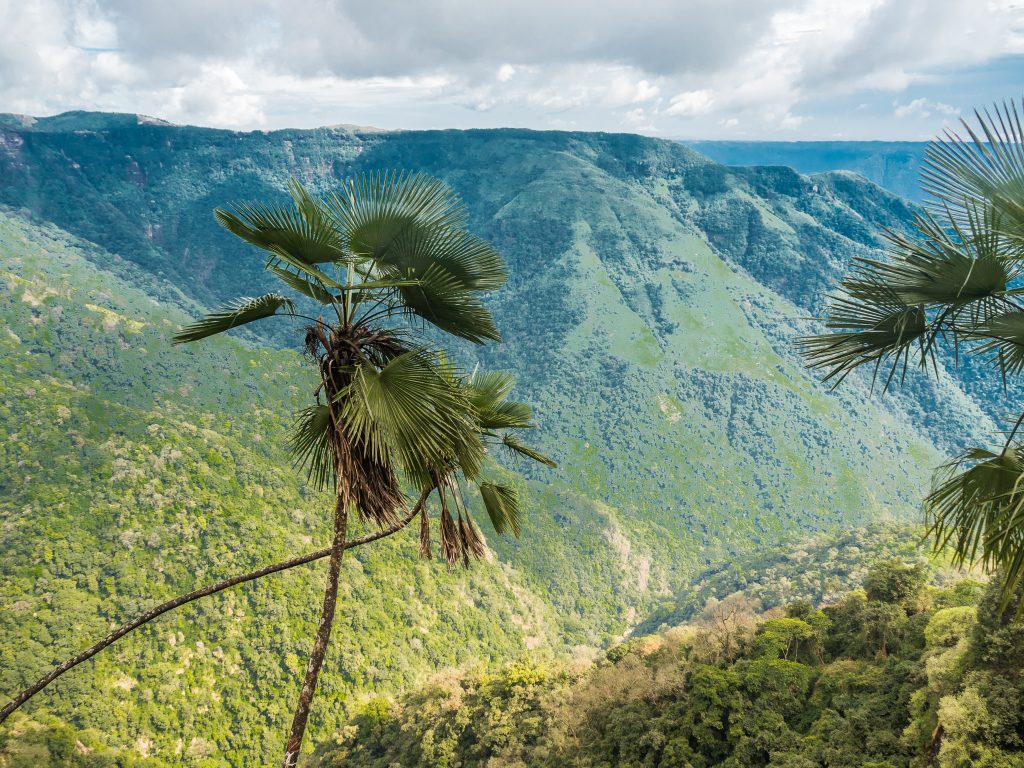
[182,173,555,766]
[0,173,554,767]
[801,100,1024,614]
[864,560,928,609]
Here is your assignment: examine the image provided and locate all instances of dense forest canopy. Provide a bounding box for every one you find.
[309,565,1024,768]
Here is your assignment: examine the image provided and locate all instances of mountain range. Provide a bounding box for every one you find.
[0,112,1004,764]
[684,140,930,202]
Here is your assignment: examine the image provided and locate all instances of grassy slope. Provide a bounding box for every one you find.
[0,116,996,763]
[0,213,569,764]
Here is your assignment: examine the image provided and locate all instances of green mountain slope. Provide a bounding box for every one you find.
[0,212,568,763]
[0,115,997,764]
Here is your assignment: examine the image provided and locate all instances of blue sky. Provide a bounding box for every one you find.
[1,0,1022,139]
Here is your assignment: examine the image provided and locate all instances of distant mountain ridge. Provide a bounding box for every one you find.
[684,140,930,201]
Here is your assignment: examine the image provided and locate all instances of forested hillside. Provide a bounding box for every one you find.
[0,113,1007,764]
[310,559,1024,768]
[0,213,565,762]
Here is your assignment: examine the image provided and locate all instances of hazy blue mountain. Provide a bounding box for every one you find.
[685,140,929,201]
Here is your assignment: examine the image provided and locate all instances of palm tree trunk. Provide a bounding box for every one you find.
[0,495,425,726]
[282,493,348,768]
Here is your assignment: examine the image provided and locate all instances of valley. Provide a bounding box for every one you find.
[0,113,1009,765]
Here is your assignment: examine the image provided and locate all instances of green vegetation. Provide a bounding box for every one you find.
[802,101,1024,611]
[0,113,1015,764]
[636,521,954,635]
[310,562,1023,768]
[1,711,167,767]
[0,213,560,765]
[168,172,551,765]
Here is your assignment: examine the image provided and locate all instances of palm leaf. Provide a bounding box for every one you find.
[970,311,1024,378]
[467,371,534,429]
[338,349,481,486]
[268,264,336,304]
[922,100,1024,240]
[173,294,294,344]
[378,224,508,292]
[215,181,347,265]
[877,209,1020,314]
[347,277,424,291]
[478,482,522,536]
[926,443,1024,613]
[500,433,556,468]
[289,405,335,490]
[287,178,341,255]
[324,171,505,341]
[799,280,928,390]
[215,205,344,267]
[394,261,501,343]
[324,171,468,263]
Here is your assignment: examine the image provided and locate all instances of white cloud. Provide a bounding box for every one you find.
[779,112,806,130]
[605,75,661,106]
[162,64,266,128]
[666,89,714,117]
[894,97,960,119]
[0,0,1021,137]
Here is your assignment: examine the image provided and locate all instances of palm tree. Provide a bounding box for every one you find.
[176,172,553,766]
[801,99,1024,615]
[0,173,554,766]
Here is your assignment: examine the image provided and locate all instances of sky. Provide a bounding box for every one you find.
[1,0,1023,139]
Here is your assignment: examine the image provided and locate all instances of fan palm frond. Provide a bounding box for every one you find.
[877,208,1021,316]
[378,224,508,292]
[970,311,1024,378]
[393,261,501,343]
[927,443,1024,612]
[321,171,505,341]
[923,100,1024,240]
[467,371,534,430]
[289,405,335,490]
[478,482,522,536]
[215,193,346,267]
[324,171,468,261]
[269,265,337,304]
[799,280,928,390]
[173,294,295,343]
[499,433,556,467]
[338,349,481,486]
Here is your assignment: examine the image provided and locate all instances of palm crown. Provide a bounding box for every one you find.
[175,172,552,565]
[800,100,1024,613]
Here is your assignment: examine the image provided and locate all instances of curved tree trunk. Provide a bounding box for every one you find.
[0,496,424,726]
[282,494,349,768]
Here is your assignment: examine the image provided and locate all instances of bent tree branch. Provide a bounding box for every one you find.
[0,497,425,725]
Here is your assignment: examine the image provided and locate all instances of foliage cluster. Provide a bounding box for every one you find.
[312,565,1024,768]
